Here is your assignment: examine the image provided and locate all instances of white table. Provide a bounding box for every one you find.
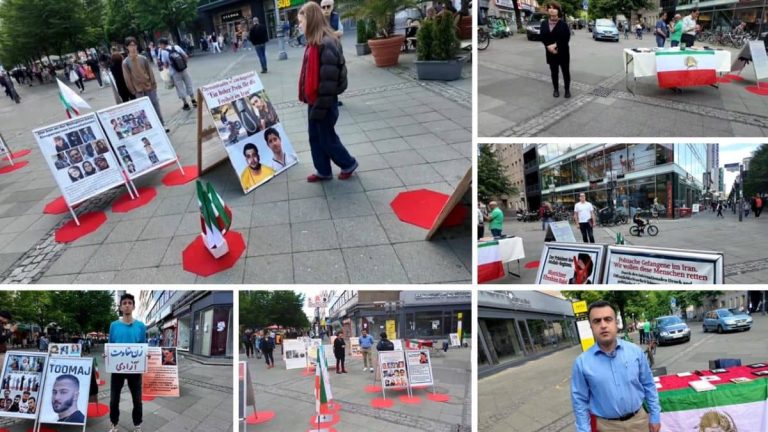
[623,48,732,94]
[479,237,526,278]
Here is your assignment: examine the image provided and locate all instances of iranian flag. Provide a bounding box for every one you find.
[56,78,90,118]
[478,241,505,283]
[656,50,717,88]
[659,379,768,430]
[314,346,333,415]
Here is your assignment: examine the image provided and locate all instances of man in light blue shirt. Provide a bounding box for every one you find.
[359,329,374,372]
[571,300,661,432]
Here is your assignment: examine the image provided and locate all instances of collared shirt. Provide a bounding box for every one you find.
[682,15,697,36]
[359,334,374,349]
[240,165,275,191]
[571,339,660,432]
[488,208,503,230]
[271,153,297,171]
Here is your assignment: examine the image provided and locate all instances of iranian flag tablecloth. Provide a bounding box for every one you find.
[657,365,768,430]
[656,50,717,88]
[478,240,505,283]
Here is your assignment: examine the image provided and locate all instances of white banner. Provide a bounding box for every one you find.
[32,113,125,206]
[323,344,335,364]
[405,350,434,387]
[283,339,308,370]
[97,97,179,179]
[750,41,768,81]
[604,246,723,284]
[199,71,298,193]
[38,357,92,425]
[104,343,148,374]
[0,352,48,421]
[48,343,82,357]
[449,333,460,347]
[535,243,605,285]
[379,351,408,390]
[0,133,9,158]
[349,337,362,358]
[393,339,403,351]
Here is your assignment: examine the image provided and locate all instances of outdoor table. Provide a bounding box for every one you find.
[623,48,731,94]
[478,237,525,282]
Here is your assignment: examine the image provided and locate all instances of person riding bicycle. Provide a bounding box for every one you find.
[633,212,646,229]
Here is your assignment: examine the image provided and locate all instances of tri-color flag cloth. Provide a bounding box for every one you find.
[655,49,717,88]
[478,241,505,283]
[196,181,232,256]
[56,78,91,118]
[315,346,333,416]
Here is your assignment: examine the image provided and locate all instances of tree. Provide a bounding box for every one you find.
[239,291,310,330]
[104,0,141,44]
[129,0,198,45]
[478,144,518,202]
[587,0,651,23]
[55,291,116,334]
[744,144,768,199]
[9,291,62,331]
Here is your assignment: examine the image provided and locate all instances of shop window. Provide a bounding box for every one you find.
[413,312,443,338]
[656,144,673,166]
[485,318,524,362]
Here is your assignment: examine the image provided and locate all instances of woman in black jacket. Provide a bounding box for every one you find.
[333,331,347,374]
[298,2,358,183]
[539,1,571,98]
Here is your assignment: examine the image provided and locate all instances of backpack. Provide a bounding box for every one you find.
[165,47,187,72]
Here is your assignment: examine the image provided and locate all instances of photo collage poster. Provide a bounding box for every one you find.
[48,343,82,358]
[282,339,307,370]
[142,347,180,397]
[38,357,92,425]
[379,351,408,390]
[32,113,124,206]
[97,97,179,180]
[200,71,298,194]
[0,352,47,420]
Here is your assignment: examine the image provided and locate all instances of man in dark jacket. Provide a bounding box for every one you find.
[376,333,394,351]
[248,17,269,74]
[86,55,103,87]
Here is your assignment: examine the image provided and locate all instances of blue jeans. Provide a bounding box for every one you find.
[671,40,680,47]
[255,44,267,71]
[307,104,356,177]
[656,35,665,48]
[490,228,502,237]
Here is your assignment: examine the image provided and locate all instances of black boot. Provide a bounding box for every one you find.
[564,89,571,98]
[553,89,560,98]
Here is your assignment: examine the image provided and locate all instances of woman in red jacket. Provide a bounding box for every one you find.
[298,2,358,183]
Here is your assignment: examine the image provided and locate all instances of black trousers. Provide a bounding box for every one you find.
[335,354,345,372]
[245,342,253,357]
[549,61,570,91]
[263,349,274,365]
[681,33,695,47]
[478,225,484,239]
[110,373,142,426]
[579,222,595,243]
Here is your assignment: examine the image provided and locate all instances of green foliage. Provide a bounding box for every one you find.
[744,144,768,198]
[431,14,460,61]
[478,144,518,202]
[339,0,418,38]
[104,0,141,45]
[239,291,311,330]
[356,19,368,44]
[367,18,379,40]
[587,0,651,21]
[416,19,436,61]
[3,291,115,334]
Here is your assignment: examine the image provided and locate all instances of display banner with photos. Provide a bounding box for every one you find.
[604,245,724,284]
[449,333,460,347]
[48,344,82,357]
[0,351,48,420]
[142,347,179,397]
[97,97,181,180]
[379,351,408,391]
[32,113,126,207]
[349,337,362,358]
[199,71,298,194]
[38,357,92,426]
[405,350,434,387]
[104,344,148,374]
[535,243,606,285]
[283,339,308,370]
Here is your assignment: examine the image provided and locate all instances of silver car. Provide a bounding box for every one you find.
[593,19,619,42]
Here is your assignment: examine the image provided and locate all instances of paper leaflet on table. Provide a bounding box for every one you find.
[57,78,91,118]
[196,180,232,258]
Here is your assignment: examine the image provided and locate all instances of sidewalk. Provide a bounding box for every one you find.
[245,345,472,431]
[0,33,471,284]
[0,348,233,431]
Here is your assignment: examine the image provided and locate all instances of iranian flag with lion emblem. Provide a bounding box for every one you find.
[656,50,717,88]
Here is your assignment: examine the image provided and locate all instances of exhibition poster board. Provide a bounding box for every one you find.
[97,97,182,180]
[378,351,409,396]
[604,245,724,284]
[38,356,92,426]
[535,243,606,285]
[307,339,322,366]
[750,40,768,81]
[238,361,246,421]
[104,344,148,374]
[404,350,434,387]
[142,347,180,397]
[449,333,460,347]
[282,339,308,370]
[0,133,13,165]
[349,337,362,359]
[32,113,126,208]
[544,221,577,243]
[0,351,47,420]
[48,344,82,357]
[199,71,298,194]
[323,345,335,364]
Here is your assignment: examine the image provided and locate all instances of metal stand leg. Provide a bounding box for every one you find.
[507,259,522,278]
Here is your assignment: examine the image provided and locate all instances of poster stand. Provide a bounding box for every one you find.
[0,133,15,167]
[195,89,229,175]
[425,166,472,240]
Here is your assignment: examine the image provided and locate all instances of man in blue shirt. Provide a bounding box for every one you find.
[571,301,660,432]
[107,294,147,432]
[359,329,374,372]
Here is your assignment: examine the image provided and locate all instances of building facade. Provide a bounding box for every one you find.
[706,143,720,194]
[197,0,304,40]
[661,0,766,36]
[479,291,578,376]
[491,143,526,211]
[525,144,709,218]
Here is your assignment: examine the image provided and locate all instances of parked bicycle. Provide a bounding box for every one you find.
[646,332,657,367]
[478,27,490,51]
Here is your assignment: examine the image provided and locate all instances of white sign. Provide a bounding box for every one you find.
[199,71,298,194]
[0,133,10,159]
[38,357,92,425]
[535,243,606,285]
[449,333,460,347]
[604,246,724,284]
[392,339,403,351]
[307,339,322,365]
[105,343,148,374]
[32,113,126,206]
[307,294,328,308]
[405,350,434,387]
[97,97,180,179]
[379,351,408,390]
[349,337,362,358]
[692,204,700,213]
[48,343,82,357]
[0,352,48,420]
[283,339,307,370]
[749,40,768,80]
[545,221,577,242]
[323,344,335,364]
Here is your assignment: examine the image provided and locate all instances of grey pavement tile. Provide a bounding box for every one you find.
[412,111,446,123]
[122,238,173,269]
[341,132,370,145]
[161,233,198,267]
[379,213,430,243]
[354,154,389,172]
[138,214,184,240]
[26,215,62,232]
[422,119,464,135]
[229,205,254,230]
[396,123,431,137]
[247,224,291,257]
[327,192,375,219]
[451,142,472,158]
[415,145,466,163]
[381,150,427,168]
[176,212,203,236]
[346,142,378,156]
[104,218,150,244]
[0,251,22,276]
[385,115,420,128]
[291,219,340,252]
[394,164,445,185]
[153,194,194,216]
[293,250,349,284]
[35,274,78,284]
[364,127,400,141]
[356,119,392,131]
[44,245,99,276]
[84,242,133,272]
[333,216,390,248]
[322,177,364,196]
[251,180,290,204]
[1,229,47,254]
[288,179,325,200]
[407,181,457,195]
[447,236,472,272]
[196,258,245,284]
[115,197,162,221]
[243,254,294,284]
[114,265,198,283]
[365,187,406,215]
[393,241,471,283]
[289,196,331,223]
[73,271,117,284]
[0,214,43,234]
[403,133,447,149]
[0,232,20,253]
[372,137,411,154]
[402,104,436,115]
[250,200,290,227]
[431,159,472,185]
[358,169,405,191]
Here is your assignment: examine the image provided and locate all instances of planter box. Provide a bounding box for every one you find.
[415,59,464,81]
[356,42,371,56]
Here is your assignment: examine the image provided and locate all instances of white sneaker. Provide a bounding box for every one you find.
[108,425,119,432]
[363,367,367,371]
[133,425,142,432]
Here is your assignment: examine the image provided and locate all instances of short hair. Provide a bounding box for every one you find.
[546,1,564,17]
[691,7,699,13]
[158,37,169,45]
[120,293,135,305]
[243,143,259,157]
[587,300,616,320]
[264,127,280,142]
[124,37,138,47]
[0,311,11,321]
[577,253,594,278]
[55,374,79,387]
[22,391,30,396]
[379,332,387,339]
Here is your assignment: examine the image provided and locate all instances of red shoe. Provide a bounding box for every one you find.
[307,173,332,183]
[338,162,358,180]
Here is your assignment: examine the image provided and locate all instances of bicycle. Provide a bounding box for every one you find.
[478,27,490,51]
[288,28,306,48]
[629,215,658,237]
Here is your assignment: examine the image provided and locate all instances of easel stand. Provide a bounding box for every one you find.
[196,89,228,175]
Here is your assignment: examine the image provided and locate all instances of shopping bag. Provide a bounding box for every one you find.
[160,69,174,89]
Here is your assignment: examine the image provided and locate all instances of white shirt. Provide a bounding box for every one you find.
[574,202,595,223]
[682,15,697,36]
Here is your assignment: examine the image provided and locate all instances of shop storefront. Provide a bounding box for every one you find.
[664,0,767,36]
[190,291,233,358]
[198,0,272,39]
[479,291,578,376]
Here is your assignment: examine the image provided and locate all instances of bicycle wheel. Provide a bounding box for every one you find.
[629,225,639,236]
[648,225,659,236]
[478,30,490,51]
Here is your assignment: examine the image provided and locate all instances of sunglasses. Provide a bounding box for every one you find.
[321,5,332,9]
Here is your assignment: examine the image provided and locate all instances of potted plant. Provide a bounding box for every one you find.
[341,0,417,67]
[415,15,463,81]
[355,20,371,56]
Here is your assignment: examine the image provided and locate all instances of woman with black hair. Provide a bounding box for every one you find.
[539,1,571,98]
[68,166,84,182]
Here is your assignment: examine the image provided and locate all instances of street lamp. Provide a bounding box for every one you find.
[274,0,287,60]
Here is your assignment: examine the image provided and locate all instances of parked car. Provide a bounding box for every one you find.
[703,308,753,333]
[593,19,619,42]
[652,315,691,345]
[525,13,548,41]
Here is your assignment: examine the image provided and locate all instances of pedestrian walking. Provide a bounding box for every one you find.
[110,52,134,104]
[0,70,20,103]
[487,201,504,237]
[298,2,358,183]
[571,301,661,432]
[333,330,347,374]
[638,321,645,344]
[716,201,724,218]
[211,32,221,53]
[359,329,374,372]
[743,200,750,218]
[248,17,269,74]
[243,329,253,358]
[540,1,571,99]
[635,22,643,39]
[655,12,668,48]
[681,8,699,47]
[259,330,275,368]
[69,63,85,93]
[320,0,344,38]
[157,37,197,112]
[541,201,554,232]
[86,55,103,87]
[573,193,596,243]
[122,37,168,132]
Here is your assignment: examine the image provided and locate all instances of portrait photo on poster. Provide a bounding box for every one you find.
[38,357,92,425]
[0,352,47,420]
